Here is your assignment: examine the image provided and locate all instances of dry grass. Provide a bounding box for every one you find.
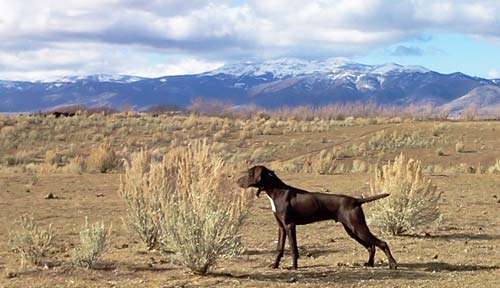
[2,115,500,287]
[368,154,442,235]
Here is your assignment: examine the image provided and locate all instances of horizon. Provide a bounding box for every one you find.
[0,1,499,81]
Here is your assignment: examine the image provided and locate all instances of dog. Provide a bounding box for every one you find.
[237,165,397,270]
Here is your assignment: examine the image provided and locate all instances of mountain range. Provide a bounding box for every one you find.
[1,58,499,115]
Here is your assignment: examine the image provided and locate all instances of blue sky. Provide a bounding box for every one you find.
[0,0,498,80]
[358,33,499,77]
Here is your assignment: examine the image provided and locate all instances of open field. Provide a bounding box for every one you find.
[1,113,499,287]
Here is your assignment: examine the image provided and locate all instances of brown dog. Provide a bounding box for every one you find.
[237,165,397,270]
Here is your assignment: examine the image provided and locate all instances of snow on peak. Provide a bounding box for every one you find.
[206,58,428,78]
[56,74,144,83]
[370,63,430,75]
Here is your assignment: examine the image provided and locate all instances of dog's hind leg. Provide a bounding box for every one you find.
[344,208,397,269]
[341,223,375,266]
[285,224,299,269]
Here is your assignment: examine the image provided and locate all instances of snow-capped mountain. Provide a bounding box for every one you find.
[55,74,145,84]
[205,58,429,78]
[0,58,498,113]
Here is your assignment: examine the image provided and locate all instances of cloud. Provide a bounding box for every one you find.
[0,0,499,80]
[390,45,424,56]
[488,69,500,79]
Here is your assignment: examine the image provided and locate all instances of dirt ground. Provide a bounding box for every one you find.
[1,171,499,287]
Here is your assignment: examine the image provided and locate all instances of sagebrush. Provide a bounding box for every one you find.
[72,217,111,269]
[368,153,442,235]
[8,214,56,267]
[118,149,165,250]
[87,141,121,173]
[163,140,251,274]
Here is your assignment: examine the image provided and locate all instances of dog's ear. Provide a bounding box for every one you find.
[251,166,263,185]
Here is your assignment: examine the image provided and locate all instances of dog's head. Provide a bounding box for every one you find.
[237,165,277,197]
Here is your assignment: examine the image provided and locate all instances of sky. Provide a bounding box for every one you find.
[0,0,498,81]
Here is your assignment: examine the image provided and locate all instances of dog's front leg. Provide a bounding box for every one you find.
[286,223,299,269]
[271,217,286,268]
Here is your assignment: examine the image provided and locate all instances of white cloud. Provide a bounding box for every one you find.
[0,0,498,80]
[488,69,500,79]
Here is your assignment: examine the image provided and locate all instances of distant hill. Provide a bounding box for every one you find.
[0,58,498,114]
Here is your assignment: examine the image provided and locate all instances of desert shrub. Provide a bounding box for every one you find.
[161,139,251,274]
[87,142,121,173]
[351,159,369,173]
[487,158,500,174]
[368,153,442,235]
[455,142,465,153]
[72,217,111,269]
[432,123,448,137]
[61,156,86,174]
[367,130,436,151]
[302,149,336,174]
[8,214,56,267]
[436,148,445,156]
[118,149,165,250]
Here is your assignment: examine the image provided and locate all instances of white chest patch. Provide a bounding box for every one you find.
[266,195,276,213]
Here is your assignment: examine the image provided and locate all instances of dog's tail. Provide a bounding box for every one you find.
[357,193,390,205]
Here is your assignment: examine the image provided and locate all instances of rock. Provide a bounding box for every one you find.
[5,271,17,279]
[287,277,297,283]
[45,193,55,199]
[432,254,438,259]
[96,193,105,197]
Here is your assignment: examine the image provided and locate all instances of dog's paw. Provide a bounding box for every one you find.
[268,262,279,269]
[389,262,398,270]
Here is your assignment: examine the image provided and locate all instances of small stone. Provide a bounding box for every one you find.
[45,193,54,199]
[121,243,128,249]
[432,254,438,259]
[287,277,297,283]
[96,193,105,197]
[5,271,17,279]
